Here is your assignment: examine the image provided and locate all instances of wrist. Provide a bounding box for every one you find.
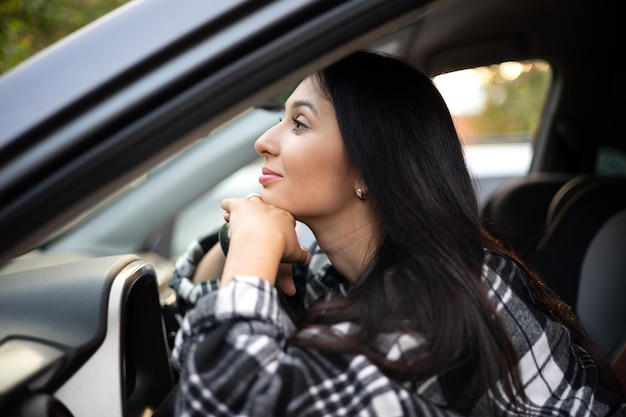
[220,232,283,287]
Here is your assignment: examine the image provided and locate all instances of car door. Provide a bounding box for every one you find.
[0,1,434,416]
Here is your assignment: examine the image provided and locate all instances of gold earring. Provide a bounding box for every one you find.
[355,188,367,201]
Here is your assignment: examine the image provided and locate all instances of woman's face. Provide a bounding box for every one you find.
[254,77,359,222]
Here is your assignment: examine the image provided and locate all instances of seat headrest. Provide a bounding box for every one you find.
[542,175,626,241]
[481,172,574,261]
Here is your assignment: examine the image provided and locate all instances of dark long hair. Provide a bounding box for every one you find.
[290,50,621,413]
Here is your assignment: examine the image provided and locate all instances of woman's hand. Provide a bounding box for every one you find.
[219,195,310,289]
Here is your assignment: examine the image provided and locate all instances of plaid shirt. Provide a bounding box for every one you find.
[170,240,625,416]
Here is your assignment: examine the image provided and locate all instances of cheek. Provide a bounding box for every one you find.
[285,141,347,186]
[284,146,355,212]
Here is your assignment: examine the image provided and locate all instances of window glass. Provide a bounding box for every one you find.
[597,147,626,174]
[434,60,552,204]
[172,158,265,256]
[596,75,626,174]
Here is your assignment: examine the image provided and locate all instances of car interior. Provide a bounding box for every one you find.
[0,0,624,415]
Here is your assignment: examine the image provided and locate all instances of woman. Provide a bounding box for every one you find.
[169,50,625,416]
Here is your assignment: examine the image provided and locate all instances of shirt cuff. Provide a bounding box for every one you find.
[210,276,281,324]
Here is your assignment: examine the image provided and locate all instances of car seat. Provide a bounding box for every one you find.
[481,173,575,263]
[533,175,626,359]
[543,174,605,229]
[577,208,626,359]
[534,176,626,308]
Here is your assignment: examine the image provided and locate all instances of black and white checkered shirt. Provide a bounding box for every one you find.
[169,240,625,416]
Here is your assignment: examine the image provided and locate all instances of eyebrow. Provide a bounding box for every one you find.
[290,99,318,116]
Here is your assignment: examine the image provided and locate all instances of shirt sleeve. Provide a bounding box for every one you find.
[169,235,221,313]
[477,253,626,416]
[170,276,464,417]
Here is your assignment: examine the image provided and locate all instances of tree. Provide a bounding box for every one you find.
[0,0,128,74]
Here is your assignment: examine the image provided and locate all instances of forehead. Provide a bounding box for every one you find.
[287,77,332,113]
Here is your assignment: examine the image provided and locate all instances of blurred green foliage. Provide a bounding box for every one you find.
[449,62,552,142]
[475,63,551,139]
[0,0,129,74]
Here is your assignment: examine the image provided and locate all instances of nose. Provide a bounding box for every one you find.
[254,122,280,156]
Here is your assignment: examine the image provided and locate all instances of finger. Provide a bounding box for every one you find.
[276,264,296,296]
[296,246,312,266]
[221,197,235,211]
[221,198,233,221]
[246,193,262,202]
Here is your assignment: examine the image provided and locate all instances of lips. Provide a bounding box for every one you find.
[259,166,282,184]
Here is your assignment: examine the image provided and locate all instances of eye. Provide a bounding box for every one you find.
[292,116,308,132]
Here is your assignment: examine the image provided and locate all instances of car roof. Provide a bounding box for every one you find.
[3,0,612,149]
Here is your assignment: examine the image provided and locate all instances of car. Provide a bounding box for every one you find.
[0,0,624,416]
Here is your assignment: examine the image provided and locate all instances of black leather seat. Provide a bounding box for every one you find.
[543,174,606,229]
[532,175,626,359]
[534,176,626,310]
[577,208,626,359]
[481,173,575,263]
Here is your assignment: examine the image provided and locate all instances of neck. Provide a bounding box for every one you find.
[305,207,379,282]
